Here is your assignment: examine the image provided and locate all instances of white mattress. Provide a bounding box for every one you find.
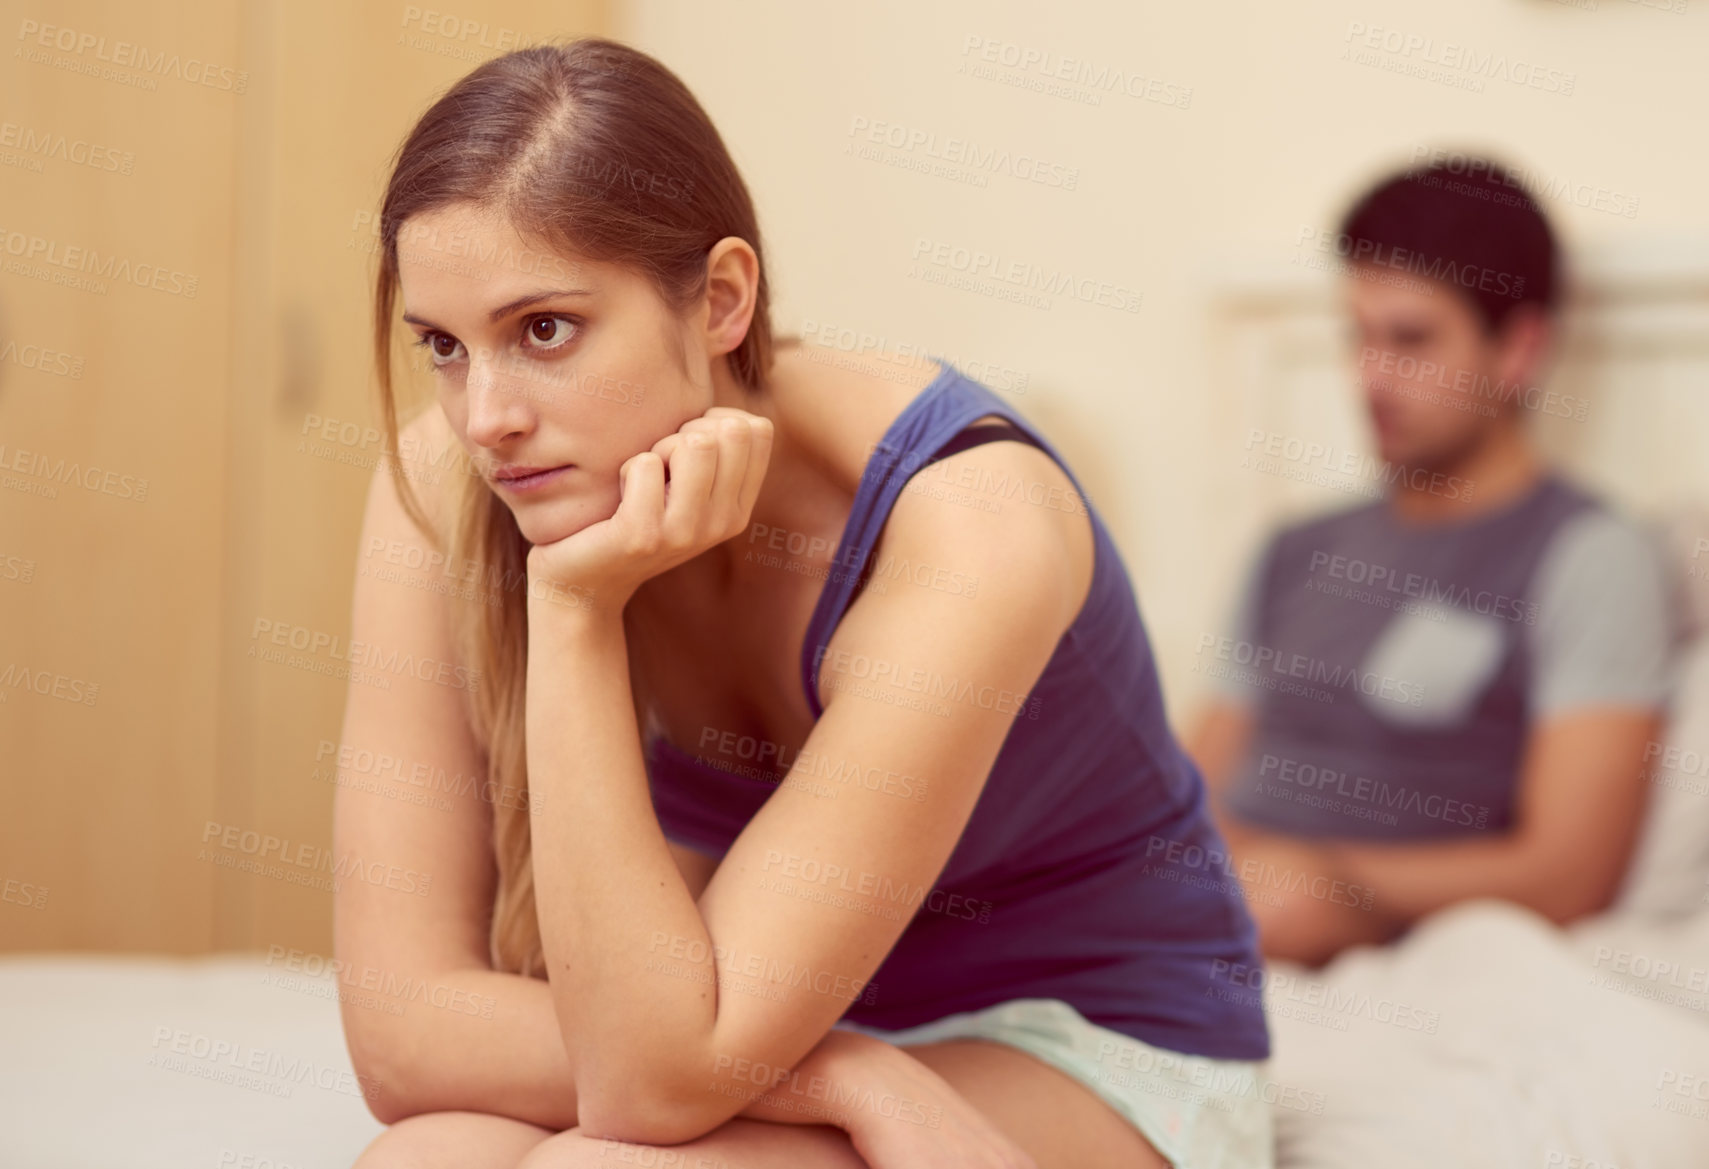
[1264,899,1709,1167]
[0,953,385,1169]
[5,906,1709,1167]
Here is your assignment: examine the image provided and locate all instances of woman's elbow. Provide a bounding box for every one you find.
[576,1072,720,1147]
[342,1011,421,1126]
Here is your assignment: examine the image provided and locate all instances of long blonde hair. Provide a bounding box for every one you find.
[369,38,773,977]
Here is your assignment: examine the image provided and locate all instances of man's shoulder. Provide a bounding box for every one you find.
[1537,498,1666,587]
[1262,498,1389,563]
[1522,466,1652,564]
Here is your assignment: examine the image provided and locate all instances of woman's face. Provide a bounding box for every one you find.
[396,202,709,546]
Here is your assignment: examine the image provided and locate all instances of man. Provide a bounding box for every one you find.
[1187,157,1676,966]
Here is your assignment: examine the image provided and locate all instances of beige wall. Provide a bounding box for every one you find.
[616,0,1709,714]
[4,0,1701,956]
[0,0,607,956]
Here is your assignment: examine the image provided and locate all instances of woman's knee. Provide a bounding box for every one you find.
[511,1128,626,1169]
[352,1110,556,1169]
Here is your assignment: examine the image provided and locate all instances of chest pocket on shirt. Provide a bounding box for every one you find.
[1356,604,1508,729]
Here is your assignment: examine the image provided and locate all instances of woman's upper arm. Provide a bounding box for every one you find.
[688,441,1092,1079]
[332,409,496,1047]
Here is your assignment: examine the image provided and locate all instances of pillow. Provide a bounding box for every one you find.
[1656,502,1709,646]
[1612,504,1709,919]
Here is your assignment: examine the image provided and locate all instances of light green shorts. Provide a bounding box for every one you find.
[832,998,1275,1169]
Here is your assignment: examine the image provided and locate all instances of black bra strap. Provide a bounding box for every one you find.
[845,418,1045,602]
[918,420,1042,468]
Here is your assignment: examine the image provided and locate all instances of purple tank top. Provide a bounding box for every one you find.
[644,360,1271,1060]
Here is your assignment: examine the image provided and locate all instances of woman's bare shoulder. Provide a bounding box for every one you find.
[768,342,944,493]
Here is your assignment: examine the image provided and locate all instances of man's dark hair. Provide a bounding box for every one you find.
[1336,155,1560,335]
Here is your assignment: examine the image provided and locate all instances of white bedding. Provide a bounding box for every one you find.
[0,953,385,1169]
[1259,613,1709,1168]
[4,908,1709,1167]
[1265,899,1709,1168]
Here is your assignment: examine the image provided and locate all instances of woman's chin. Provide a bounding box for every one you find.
[516,518,577,548]
[511,498,613,548]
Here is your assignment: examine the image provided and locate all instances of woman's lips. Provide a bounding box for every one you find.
[492,464,574,492]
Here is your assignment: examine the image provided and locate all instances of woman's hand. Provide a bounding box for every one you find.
[525,407,774,616]
[837,1041,1039,1169]
[734,1029,1036,1169]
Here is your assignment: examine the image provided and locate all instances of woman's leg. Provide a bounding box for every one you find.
[351,1110,557,1168]
[347,1109,867,1169]
[516,1120,869,1169]
[905,1038,1172,1169]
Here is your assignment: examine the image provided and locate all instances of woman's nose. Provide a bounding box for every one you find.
[463,347,535,446]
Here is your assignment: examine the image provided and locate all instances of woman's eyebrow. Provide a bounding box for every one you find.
[400,287,598,331]
[486,287,599,322]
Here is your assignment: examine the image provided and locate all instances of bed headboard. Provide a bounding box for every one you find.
[1202,238,1709,533]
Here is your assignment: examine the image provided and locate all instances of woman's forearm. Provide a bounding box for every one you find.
[363,966,580,1128]
[370,968,921,1142]
[715,1026,941,1135]
[711,1024,1037,1168]
[525,605,726,1129]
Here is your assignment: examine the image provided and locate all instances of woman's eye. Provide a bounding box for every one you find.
[419,333,465,367]
[524,315,578,350]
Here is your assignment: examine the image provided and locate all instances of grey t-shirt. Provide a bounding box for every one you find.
[1209,476,1674,839]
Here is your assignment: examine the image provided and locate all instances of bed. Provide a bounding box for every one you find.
[1261,612,1709,1168]
[7,469,1706,1167]
[6,637,1706,1168]
[7,876,1706,1168]
[0,950,386,1168]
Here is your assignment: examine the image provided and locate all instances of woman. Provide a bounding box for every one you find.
[336,37,1272,1169]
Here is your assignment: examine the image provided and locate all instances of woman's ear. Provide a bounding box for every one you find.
[701,237,759,360]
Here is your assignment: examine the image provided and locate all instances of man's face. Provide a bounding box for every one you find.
[1345,263,1509,472]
